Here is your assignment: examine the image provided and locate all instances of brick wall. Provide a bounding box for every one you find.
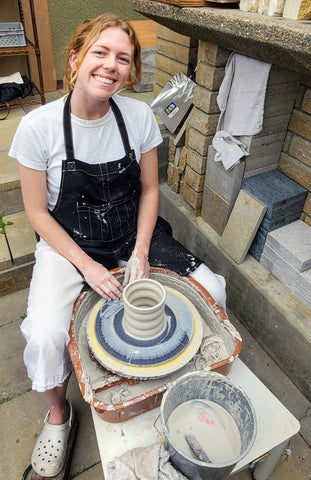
[153,27,311,228]
[279,75,311,226]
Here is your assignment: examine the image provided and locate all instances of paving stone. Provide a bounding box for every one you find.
[242,170,307,220]
[205,145,245,204]
[0,151,20,191]
[0,319,30,401]
[0,287,29,327]
[265,220,311,273]
[4,211,36,266]
[219,190,267,264]
[201,184,231,235]
[261,244,300,290]
[0,233,12,271]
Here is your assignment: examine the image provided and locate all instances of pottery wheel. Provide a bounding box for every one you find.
[87,286,203,379]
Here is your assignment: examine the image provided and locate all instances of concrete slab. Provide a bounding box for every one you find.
[261,245,299,290]
[0,378,101,480]
[4,211,36,266]
[0,287,29,327]
[0,151,20,191]
[0,319,30,401]
[219,190,267,264]
[0,233,12,271]
[265,220,311,272]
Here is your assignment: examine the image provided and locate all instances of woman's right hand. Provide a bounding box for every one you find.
[83,261,123,300]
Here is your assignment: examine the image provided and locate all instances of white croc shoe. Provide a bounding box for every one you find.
[31,401,74,477]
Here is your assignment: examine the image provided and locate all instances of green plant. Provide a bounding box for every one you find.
[0,211,13,235]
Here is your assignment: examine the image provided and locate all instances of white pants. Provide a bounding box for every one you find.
[22,240,226,392]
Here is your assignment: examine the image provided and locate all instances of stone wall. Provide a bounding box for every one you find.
[279,75,311,226]
[154,26,311,229]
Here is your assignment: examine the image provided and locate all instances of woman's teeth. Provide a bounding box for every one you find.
[94,75,114,84]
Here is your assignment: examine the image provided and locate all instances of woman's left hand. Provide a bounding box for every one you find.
[123,247,149,286]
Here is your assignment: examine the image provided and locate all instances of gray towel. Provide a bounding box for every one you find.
[107,443,188,480]
[217,53,272,136]
[212,131,249,171]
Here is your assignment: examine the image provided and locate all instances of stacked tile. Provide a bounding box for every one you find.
[242,169,307,261]
[261,220,311,310]
[238,65,301,177]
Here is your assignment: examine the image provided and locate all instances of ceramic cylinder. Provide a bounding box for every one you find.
[123,278,167,340]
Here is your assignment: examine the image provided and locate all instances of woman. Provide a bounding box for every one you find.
[9,13,226,477]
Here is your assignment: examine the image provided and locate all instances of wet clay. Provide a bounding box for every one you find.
[167,399,241,464]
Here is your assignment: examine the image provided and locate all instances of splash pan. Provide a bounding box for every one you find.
[68,267,242,423]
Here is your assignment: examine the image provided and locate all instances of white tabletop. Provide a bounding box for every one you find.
[92,358,300,477]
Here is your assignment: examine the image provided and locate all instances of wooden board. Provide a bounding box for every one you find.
[128,20,157,47]
[30,419,79,480]
[150,0,239,6]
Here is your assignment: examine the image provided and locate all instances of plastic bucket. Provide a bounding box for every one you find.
[160,371,257,480]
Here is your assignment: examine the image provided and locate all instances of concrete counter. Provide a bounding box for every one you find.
[133,0,311,74]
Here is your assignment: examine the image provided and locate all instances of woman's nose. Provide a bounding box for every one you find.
[103,54,116,69]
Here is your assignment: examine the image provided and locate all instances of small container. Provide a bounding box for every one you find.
[0,22,26,48]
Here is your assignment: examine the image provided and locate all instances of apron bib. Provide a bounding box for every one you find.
[50,93,141,268]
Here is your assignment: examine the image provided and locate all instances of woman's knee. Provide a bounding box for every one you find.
[189,263,227,312]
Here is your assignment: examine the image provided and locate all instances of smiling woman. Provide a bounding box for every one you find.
[8,12,226,478]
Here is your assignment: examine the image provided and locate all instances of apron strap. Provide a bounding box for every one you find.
[63,93,133,162]
[63,92,74,161]
[109,97,133,156]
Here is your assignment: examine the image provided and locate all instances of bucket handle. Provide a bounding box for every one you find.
[153,414,164,435]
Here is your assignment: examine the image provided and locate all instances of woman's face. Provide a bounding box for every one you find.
[70,26,133,103]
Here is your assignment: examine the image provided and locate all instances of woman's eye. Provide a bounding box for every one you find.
[119,56,130,64]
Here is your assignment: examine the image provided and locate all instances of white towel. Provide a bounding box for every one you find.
[212,131,249,171]
[107,443,187,480]
[216,53,272,136]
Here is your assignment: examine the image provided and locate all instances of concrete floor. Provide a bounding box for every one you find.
[0,89,310,480]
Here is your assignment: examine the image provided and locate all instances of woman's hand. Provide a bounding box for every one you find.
[123,247,149,286]
[83,260,123,300]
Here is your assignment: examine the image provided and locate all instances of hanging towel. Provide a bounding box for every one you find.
[107,443,188,480]
[216,52,272,136]
[212,131,249,171]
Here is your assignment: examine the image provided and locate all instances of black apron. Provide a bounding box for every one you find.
[50,93,202,275]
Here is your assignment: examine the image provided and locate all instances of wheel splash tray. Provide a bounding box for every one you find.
[68,267,242,423]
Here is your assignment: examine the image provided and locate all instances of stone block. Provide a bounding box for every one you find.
[264,98,296,118]
[201,185,231,235]
[288,134,311,166]
[187,108,219,136]
[187,148,207,175]
[168,135,177,162]
[0,234,12,271]
[156,24,197,48]
[257,114,292,136]
[242,169,307,220]
[249,229,268,261]
[196,61,225,91]
[304,193,311,216]
[302,88,311,114]
[261,244,299,290]
[155,53,188,76]
[295,269,311,294]
[184,165,205,192]
[179,146,188,173]
[156,38,197,65]
[205,145,245,204]
[265,220,311,272]
[219,190,267,264]
[245,155,279,173]
[182,182,202,212]
[288,109,311,141]
[278,153,311,191]
[5,211,36,266]
[268,65,301,85]
[154,69,172,90]
[261,209,303,232]
[238,132,287,151]
[153,83,163,98]
[266,80,300,97]
[197,41,230,67]
[187,127,213,157]
[193,85,219,114]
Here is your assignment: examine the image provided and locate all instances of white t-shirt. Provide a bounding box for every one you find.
[9,94,162,210]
